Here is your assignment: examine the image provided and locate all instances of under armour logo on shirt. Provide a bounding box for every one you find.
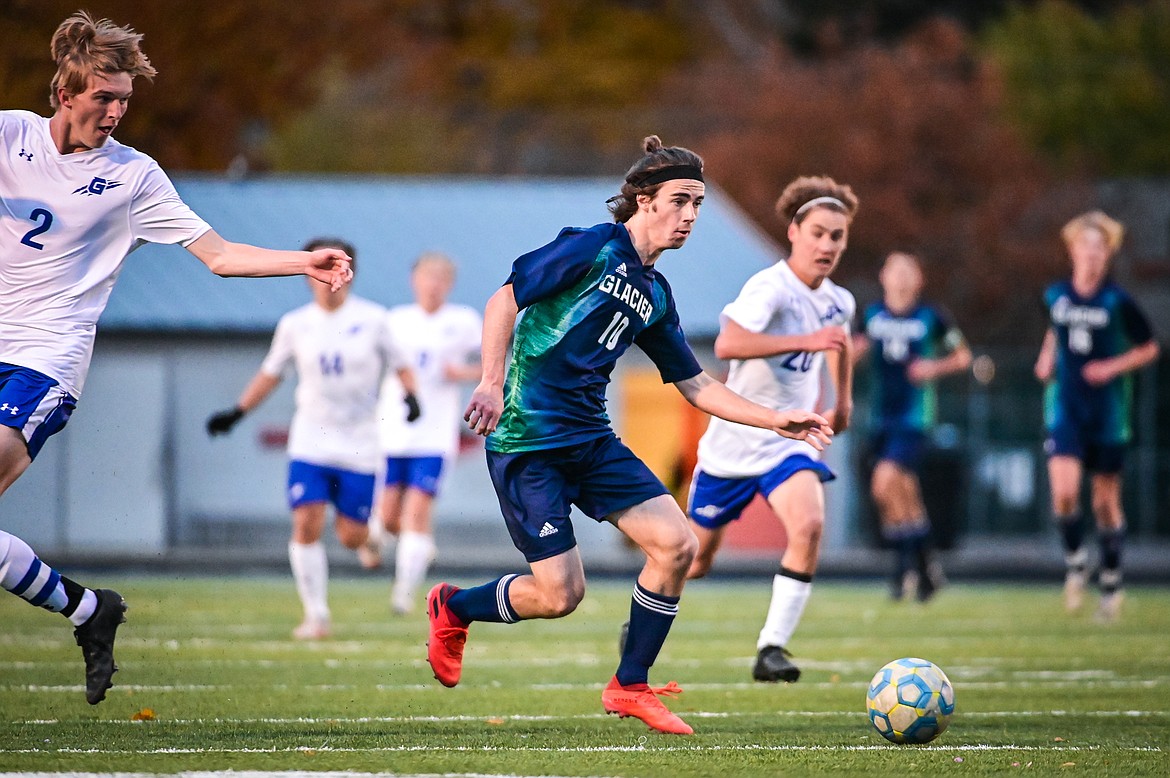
[18,148,33,162]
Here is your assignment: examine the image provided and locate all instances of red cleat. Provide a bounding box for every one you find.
[601,676,694,735]
[426,583,468,687]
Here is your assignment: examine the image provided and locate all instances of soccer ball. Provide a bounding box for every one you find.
[866,657,955,744]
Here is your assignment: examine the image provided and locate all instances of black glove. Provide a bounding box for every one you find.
[404,393,421,423]
[207,406,245,436]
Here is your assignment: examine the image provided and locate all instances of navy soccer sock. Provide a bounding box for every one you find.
[1098,527,1125,593]
[446,575,521,624]
[615,582,679,687]
[1056,512,1085,559]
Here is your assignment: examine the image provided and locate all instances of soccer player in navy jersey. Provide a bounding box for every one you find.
[855,252,971,602]
[1034,211,1159,622]
[425,136,833,735]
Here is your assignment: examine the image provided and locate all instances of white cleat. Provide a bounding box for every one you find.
[292,619,332,641]
[1063,568,1087,613]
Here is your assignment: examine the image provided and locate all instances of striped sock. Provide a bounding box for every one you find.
[447,574,521,624]
[615,582,679,687]
[0,529,96,625]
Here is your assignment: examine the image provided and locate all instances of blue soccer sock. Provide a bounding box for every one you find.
[615,582,679,687]
[883,521,928,578]
[0,529,95,624]
[446,574,521,624]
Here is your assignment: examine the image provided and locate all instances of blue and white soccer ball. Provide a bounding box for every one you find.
[866,657,955,744]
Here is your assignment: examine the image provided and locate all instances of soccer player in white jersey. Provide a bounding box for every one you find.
[687,176,858,683]
[207,239,419,639]
[0,12,352,704]
[362,252,482,614]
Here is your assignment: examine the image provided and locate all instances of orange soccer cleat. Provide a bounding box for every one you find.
[601,676,694,735]
[426,583,468,687]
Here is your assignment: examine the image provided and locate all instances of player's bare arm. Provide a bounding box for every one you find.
[821,336,853,433]
[673,372,833,450]
[907,342,973,384]
[1034,328,1057,382]
[714,318,848,360]
[465,284,518,436]
[186,230,353,291]
[1082,339,1160,386]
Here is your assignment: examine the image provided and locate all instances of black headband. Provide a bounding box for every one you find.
[630,164,704,188]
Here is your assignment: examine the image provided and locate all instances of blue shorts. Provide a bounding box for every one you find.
[486,434,669,563]
[1045,425,1126,474]
[384,455,445,496]
[287,460,376,521]
[871,427,928,472]
[0,363,77,461]
[687,454,835,530]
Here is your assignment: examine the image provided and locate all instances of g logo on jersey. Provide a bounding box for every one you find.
[72,177,124,196]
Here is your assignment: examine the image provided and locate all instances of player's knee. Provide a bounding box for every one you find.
[789,512,824,547]
[543,583,585,617]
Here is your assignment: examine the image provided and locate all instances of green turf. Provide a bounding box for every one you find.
[1,575,1168,776]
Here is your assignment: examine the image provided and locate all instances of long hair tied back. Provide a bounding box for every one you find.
[607,135,704,223]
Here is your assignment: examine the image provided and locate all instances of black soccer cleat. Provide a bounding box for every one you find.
[753,645,801,683]
[916,557,947,603]
[73,589,127,705]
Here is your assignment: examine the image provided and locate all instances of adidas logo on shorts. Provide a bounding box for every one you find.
[538,522,558,538]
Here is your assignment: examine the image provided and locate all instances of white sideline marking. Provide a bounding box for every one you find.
[13,710,1167,726]
[5,677,1169,695]
[0,745,1163,755]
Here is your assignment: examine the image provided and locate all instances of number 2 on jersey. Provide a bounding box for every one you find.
[21,208,54,250]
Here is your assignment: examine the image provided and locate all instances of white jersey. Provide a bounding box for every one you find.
[0,111,210,397]
[697,260,855,478]
[262,296,407,473]
[378,303,482,458]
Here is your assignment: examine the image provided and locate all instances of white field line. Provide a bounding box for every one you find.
[12,710,1168,726]
[0,744,1163,755]
[5,677,1170,695]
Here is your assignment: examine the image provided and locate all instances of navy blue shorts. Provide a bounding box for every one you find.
[384,455,445,496]
[1045,425,1126,474]
[871,427,928,472]
[0,363,76,461]
[687,454,835,530]
[486,434,669,563]
[287,460,376,521]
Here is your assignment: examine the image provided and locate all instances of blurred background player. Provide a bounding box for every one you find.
[1033,211,1158,622]
[684,177,857,684]
[427,136,832,736]
[854,251,972,602]
[0,12,352,703]
[207,238,416,639]
[361,251,482,615]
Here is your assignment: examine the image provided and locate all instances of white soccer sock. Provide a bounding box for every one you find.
[0,529,71,615]
[757,573,812,651]
[393,531,436,610]
[288,541,330,623]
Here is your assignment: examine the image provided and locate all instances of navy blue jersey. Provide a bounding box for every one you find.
[862,302,966,431]
[489,223,702,453]
[1043,279,1154,443]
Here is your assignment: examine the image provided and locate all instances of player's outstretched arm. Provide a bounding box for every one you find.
[674,372,833,450]
[465,285,518,437]
[186,230,353,291]
[206,371,281,436]
[715,319,847,360]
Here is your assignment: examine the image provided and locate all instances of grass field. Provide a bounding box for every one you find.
[1,575,1168,776]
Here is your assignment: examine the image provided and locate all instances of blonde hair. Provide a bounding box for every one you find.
[412,251,456,278]
[1061,210,1124,254]
[49,11,156,109]
[775,175,860,225]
